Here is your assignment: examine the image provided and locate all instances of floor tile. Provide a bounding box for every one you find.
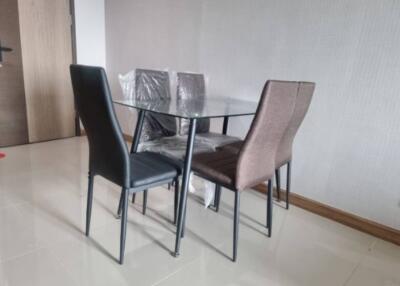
[0,137,398,286]
[0,206,39,262]
[0,249,77,286]
[346,240,400,286]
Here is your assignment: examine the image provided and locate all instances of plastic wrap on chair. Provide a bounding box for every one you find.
[118,70,136,101]
[176,72,210,135]
[196,132,240,149]
[135,69,177,141]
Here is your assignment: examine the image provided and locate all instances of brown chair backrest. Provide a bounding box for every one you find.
[275,82,315,167]
[235,80,298,191]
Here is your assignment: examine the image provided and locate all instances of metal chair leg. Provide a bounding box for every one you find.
[213,185,218,207]
[117,190,123,218]
[142,190,148,215]
[181,202,187,238]
[85,172,94,236]
[275,169,281,201]
[214,184,222,212]
[286,161,291,210]
[174,179,179,225]
[233,191,240,262]
[267,179,273,237]
[132,193,136,204]
[119,188,129,264]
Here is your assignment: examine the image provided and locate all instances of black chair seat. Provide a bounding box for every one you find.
[130,152,179,188]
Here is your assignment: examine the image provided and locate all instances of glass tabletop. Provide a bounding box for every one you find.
[113,96,258,119]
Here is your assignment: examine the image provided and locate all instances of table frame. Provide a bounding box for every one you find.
[124,107,246,257]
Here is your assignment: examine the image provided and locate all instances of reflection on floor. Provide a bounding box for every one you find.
[0,137,399,286]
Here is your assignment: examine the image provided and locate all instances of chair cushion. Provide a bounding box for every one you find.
[139,136,215,161]
[217,141,243,154]
[196,132,240,149]
[129,152,179,188]
[192,150,239,189]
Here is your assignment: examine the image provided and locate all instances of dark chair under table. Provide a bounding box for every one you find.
[215,81,315,210]
[190,80,298,261]
[70,64,181,264]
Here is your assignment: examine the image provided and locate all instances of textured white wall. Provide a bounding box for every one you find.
[105,0,400,230]
[74,0,106,67]
[105,0,202,133]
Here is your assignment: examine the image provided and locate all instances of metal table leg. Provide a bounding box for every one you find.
[174,118,197,257]
[222,116,229,135]
[130,110,145,153]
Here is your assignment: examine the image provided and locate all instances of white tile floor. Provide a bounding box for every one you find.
[0,137,399,286]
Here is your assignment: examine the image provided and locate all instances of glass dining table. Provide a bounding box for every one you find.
[113,96,258,257]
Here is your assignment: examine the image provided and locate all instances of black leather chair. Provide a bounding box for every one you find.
[70,64,181,264]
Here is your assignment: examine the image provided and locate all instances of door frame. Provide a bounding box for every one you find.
[69,0,80,136]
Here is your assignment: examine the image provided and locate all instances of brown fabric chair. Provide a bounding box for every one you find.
[191,80,298,261]
[216,82,315,209]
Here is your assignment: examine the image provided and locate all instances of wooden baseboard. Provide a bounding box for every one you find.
[123,133,133,142]
[255,184,400,246]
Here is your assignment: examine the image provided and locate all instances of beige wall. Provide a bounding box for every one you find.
[105,0,400,230]
[75,0,106,67]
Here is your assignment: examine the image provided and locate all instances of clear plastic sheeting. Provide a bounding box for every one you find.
[196,132,240,149]
[135,69,177,141]
[189,173,215,208]
[119,69,177,142]
[118,70,135,101]
[140,135,214,160]
[176,72,210,135]
[135,69,171,101]
[118,68,217,208]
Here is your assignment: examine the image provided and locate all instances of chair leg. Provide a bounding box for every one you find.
[168,183,171,190]
[117,190,123,218]
[214,184,222,212]
[85,172,94,236]
[233,191,240,262]
[275,169,281,201]
[174,179,179,225]
[286,161,291,210]
[119,188,129,264]
[267,179,273,237]
[213,185,218,207]
[181,203,187,238]
[142,190,148,215]
[132,193,136,204]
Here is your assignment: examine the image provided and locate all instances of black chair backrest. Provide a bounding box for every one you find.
[70,64,130,187]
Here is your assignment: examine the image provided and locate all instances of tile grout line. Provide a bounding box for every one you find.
[342,262,360,286]
[151,256,203,286]
[150,236,228,286]
[342,238,378,286]
[46,245,82,286]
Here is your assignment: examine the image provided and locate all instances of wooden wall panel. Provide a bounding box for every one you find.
[0,0,29,147]
[18,0,75,142]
